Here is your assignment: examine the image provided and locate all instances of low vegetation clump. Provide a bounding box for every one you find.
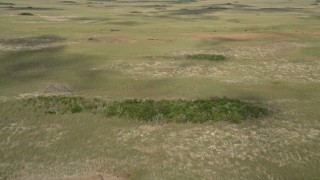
[24,96,99,114]
[22,96,267,123]
[60,1,77,3]
[186,54,225,61]
[130,11,142,13]
[106,98,266,123]
[18,12,34,16]
[0,2,15,5]
[175,0,196,3]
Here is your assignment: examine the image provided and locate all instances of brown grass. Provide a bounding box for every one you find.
[191,33,296,41]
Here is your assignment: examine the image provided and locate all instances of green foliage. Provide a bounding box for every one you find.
[18,13,34,16]
[186,54,225,61]
[105,98,267,123]
[23,96,267,123]
[24,96,101,114]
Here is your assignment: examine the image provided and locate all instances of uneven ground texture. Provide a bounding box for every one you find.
[0,0,320,179]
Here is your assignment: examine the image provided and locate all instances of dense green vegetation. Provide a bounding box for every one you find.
[23,96,267,123]
[106,98,266,123]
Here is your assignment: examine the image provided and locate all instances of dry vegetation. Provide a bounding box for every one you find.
[0,0,320,179]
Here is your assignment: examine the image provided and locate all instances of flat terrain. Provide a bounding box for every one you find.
[0,0,320,179]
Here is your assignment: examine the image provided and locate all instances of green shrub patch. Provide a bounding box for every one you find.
[23,96,267,123]
[186,54,225,61]
[105,98,266,123]
[18,12,34,16]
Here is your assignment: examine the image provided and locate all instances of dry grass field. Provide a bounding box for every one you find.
[0,0,320,179]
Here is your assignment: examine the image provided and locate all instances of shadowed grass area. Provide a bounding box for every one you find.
[0,35,65,46]
[0,2,14,5]
[22,96,267,123]
[186,54,225,61]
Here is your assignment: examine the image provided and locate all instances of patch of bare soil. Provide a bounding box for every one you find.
[218,41,306,60]
[0,96,9,102]
[45,84,74,94]
[138,124,162,132]
[37,15,75,22]
[91,61,217,78]
[0,36,64,51]
[0,42,60,51]
[117,125,163,154]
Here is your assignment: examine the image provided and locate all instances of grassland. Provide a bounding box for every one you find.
[0,0,320,179]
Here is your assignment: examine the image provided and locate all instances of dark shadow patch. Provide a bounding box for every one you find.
[110,21,143,26]
[0,36,94,88]
[0,47,96,96]
[0,47,66,84]
[0,35,65,49]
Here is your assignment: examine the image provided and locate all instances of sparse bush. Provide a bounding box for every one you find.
[25,96,97,114]
[186,54,225,61]
[18,13,34,16]
[60,1,77,3]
